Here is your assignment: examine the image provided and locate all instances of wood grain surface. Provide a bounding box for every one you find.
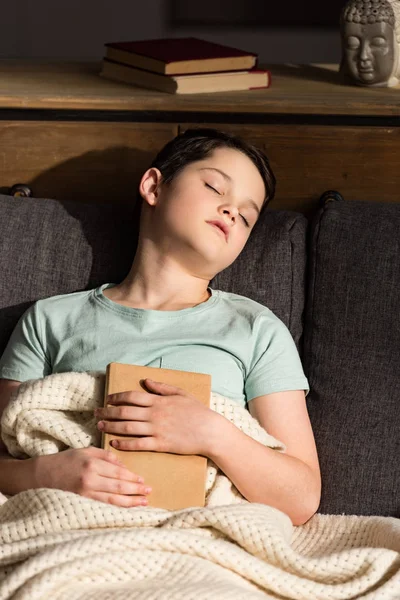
[0,121,177,203]
[1,60,399,213]
[0,60,400,115]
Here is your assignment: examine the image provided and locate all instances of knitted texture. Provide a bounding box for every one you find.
[0,372,399,599]
[0,371,286,507]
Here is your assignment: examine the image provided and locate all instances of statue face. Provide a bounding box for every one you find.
[342,21,396,84]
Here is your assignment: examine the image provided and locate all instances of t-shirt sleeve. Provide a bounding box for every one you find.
[0,302,51,382]
[245,311,309,402]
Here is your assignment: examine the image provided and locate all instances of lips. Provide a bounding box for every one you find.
[207,221,229,241]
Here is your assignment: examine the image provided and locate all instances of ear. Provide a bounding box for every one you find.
[139,168,163,207]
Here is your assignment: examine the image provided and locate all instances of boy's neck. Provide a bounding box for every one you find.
[102,285,211,311]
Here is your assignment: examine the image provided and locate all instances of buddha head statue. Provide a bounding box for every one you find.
[340,0,400,86]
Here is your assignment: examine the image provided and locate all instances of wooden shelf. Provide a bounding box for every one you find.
[1,59,399,213]
[0,60,400,116]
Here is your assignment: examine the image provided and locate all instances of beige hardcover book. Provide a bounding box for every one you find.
[100,58,270,94]
[102,362,211,510]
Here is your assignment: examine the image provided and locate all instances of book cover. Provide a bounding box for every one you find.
[104,37,258,75]
[102,362,211,510]
[100,59,271,95]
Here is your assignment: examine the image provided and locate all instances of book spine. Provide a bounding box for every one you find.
[106,47,166,75]
[101,60,177,93]
[101,364,109,450]
[249,71,271,89]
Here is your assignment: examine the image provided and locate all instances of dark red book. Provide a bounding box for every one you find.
[104,37,258,75]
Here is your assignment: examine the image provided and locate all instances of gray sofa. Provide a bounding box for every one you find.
[0,191,398,518]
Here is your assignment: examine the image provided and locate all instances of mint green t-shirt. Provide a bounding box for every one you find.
[0,283,309,406]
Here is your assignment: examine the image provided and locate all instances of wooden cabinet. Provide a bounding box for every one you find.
[1,61,400,213]
[0,121,177,204]
[181,123,400,213]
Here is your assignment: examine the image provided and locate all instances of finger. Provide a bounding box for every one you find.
[90,491,150,508]
[98,459,146,484]
[107,390,154,406]
[110,436,157,452]
[86,446,125,464]
[99,405,150,421]
[99,420,153,436]
[96,474,152,498]
[97,448,135,472]
[144,379,185,396]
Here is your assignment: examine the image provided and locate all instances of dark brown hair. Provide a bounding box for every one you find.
[135,128,276,226]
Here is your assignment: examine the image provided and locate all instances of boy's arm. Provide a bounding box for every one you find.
[0,378,22,454]
[207,390,321,526]
[0,379,37,495]
[0,450,37,496]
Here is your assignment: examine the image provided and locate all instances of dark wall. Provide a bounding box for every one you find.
[0,0,341,63]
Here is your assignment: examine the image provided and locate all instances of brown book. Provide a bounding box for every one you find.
[102,362,211,510]
[104,37,258,75]
[100,58,270,95]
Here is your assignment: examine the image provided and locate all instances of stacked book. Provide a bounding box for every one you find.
[100,37,270,94]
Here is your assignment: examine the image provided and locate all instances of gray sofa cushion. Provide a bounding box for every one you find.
[211,210,307,351]
[0,194,307,359]
[303,197,400,517]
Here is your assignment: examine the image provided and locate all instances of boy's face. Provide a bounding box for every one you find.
[140,147,266,279]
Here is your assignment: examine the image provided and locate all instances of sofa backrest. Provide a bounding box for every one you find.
[303,196,400,517]
[1,192,399,518]
[0,194,307,359]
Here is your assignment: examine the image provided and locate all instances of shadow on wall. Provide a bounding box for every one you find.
[0,146,160,356]
[0,146,156,205]
[268,64,342,85]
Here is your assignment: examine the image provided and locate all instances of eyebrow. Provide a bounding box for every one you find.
[199,167,261,216]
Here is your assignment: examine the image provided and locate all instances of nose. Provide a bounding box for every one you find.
[221,203,239,222]
[359,41,371,62]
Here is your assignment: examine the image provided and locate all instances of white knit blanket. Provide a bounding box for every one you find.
[0,372,399,600]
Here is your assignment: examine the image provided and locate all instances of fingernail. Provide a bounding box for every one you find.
[138,476,144,483]
[97,421,104,430]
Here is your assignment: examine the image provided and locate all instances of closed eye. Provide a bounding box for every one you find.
[205,183,220,194]
[205,183,250,227]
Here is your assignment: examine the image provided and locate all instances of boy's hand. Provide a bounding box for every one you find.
[95,379,218,456]
[33,447,152,508]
